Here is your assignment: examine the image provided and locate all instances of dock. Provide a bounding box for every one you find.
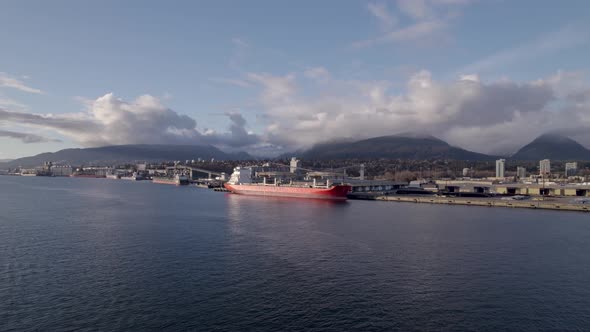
[350,194,590,213]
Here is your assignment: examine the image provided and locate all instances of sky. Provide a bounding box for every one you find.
[1,0,590,159]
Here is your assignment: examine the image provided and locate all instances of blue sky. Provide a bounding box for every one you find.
[1,0,590,158]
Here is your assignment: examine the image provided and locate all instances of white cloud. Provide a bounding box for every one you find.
[206,112,260,147]
[382,19,446,43]
[245,72,296,105]
[231,37,250,48]
[367,2,397,30]
[0,72,44,94]
[303,67,331,81]
[459,74,480,82]
[229,37,252,70]
[0,129,60,143]
[210,77,253,88]
[0,93,259,148]
[397,0,434,20]
[430,0,472,4]
[0,95,29,110]
[460,23,590,75]
[356,0,469,47]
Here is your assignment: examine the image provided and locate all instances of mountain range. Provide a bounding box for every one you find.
[1,144,252,168]
[2,133,590,168]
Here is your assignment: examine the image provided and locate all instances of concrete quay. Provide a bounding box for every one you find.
[350,194,590,213]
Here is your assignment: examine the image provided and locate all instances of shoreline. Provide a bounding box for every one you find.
[350,194,590,213]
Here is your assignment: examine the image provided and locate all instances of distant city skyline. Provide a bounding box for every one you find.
[1,0,590,158]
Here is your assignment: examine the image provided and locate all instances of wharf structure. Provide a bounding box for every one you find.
[433,180,590,197]
[493,183,590,197]
[373,195,590,213]
[435,180,495,194]
[348,180,406,193]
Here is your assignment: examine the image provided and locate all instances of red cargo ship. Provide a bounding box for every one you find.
[224,167,351,200]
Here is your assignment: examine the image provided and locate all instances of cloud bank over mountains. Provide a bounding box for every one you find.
[2,67,590,156]
[239,68,590,155]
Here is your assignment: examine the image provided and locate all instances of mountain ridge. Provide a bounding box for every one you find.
[296,134,498,160]
[0,144,253,168]
[4,133,590,168]
[511,134,590,160]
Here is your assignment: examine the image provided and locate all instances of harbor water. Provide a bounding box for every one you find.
[2,176,590,331]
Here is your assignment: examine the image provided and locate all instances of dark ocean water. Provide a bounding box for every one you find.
[1,176,590,331]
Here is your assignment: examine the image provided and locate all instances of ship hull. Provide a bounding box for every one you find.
[224,183,351,200]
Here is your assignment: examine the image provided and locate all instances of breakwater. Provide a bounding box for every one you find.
[351,194,590,213]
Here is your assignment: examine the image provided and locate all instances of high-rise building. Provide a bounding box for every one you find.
[360,164,365,181]
[565,162,578,177]
[495,159,505,178]
[290,157,301,173]
[462,168,470,177]
[539,159,551,176]
[517,167,526,179]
